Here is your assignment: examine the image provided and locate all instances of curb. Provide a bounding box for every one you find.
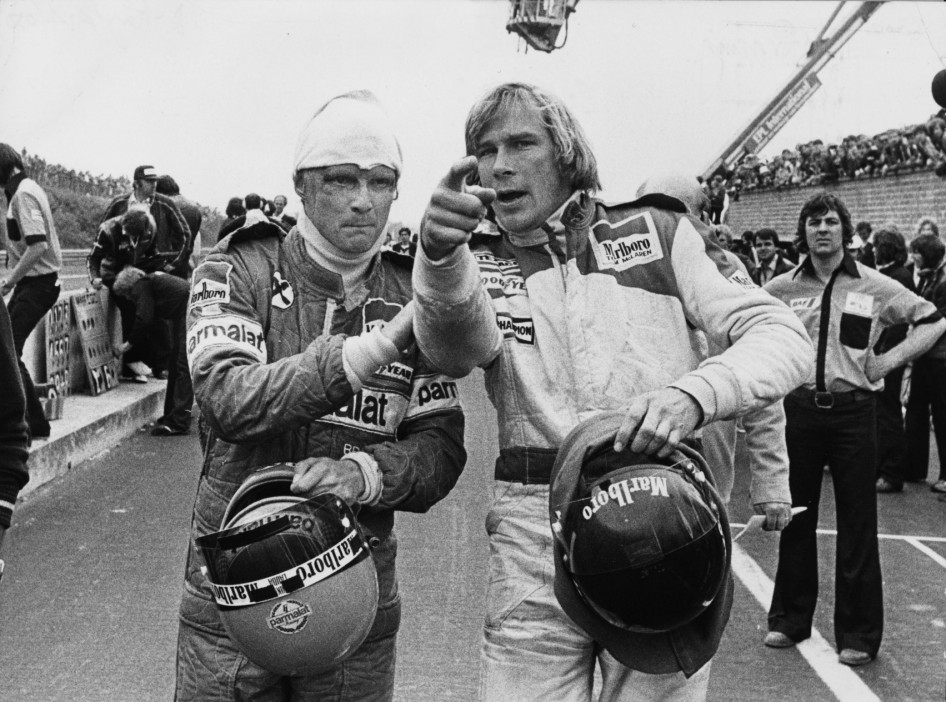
[22,381,166,498]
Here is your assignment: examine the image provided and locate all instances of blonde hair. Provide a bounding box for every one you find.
[464,82,601,192]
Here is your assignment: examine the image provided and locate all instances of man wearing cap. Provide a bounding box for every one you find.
[100,165,192,278]
[174,90,466,701]
[97,164,192,379]
[0,142,62,439]
[412,82,813,701]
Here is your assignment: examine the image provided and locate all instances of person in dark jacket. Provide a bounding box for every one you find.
[904,233,946,495]
[174,90,466,702]
[873,229,917,493]
[87,208,166,382]
[751,228,795,286]
[99,165,191,278]
[0,300,29,549]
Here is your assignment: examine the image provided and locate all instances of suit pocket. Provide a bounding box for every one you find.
[839,312,872,350]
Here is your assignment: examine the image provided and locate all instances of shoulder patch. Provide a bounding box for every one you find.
[190,261,232,313]
[590,211,665,272]
[271,271,294,310]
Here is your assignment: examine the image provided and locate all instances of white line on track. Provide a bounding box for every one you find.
[731,543,881,702]
[730,524,946,543]
[904,537,946,570]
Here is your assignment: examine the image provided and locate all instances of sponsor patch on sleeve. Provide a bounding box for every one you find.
[29,208,44,222]
[404,374,461,420]
[727,270,758,290]
[187,314,267,365]
[318,387,407,437]
[190,261,233,311]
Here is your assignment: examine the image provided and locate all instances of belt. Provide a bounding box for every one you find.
[494,447,558,485]
[789,387,875,409]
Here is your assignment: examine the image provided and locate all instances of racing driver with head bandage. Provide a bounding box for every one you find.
[174,90,466,702]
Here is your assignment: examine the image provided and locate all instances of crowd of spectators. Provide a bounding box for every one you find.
[720,110,946,199]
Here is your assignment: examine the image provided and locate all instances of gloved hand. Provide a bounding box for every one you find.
[290,457,368,506]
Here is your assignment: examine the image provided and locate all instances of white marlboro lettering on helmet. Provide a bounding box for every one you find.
[590,211,664,272]
[581,475,670,520]
[187,315,267,364]
[496,313,535,345]
[405,374,460,420]
[190,261,233,310]
[728,270,758,291]
[208,530,361,608]
[319,388,408,435]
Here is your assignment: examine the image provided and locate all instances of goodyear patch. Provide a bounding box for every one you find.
[190,261,232,311]
[375,361,414,384]
[475,253,526,298]
[187,314,267,364]
[591,211,664,272]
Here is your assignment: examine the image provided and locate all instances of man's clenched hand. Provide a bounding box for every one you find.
[420,156,496,261]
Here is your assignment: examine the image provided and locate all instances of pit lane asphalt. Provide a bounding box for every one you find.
[1,372,944,701]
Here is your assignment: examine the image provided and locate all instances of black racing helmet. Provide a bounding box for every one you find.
[197,464,378,675]
[550,412,731,637]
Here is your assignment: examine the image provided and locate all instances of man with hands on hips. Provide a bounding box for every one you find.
[174,90,466,702]
[412,82,813,701]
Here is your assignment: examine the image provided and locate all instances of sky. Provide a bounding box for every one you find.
[1,0,944,229]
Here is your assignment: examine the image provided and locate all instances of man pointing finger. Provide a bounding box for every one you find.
[413,82,813,701]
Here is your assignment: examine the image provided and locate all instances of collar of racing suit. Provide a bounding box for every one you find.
[504,190,585,257]
[297,212,385,294]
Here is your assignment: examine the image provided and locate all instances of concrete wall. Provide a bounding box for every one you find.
[726,169,946,242]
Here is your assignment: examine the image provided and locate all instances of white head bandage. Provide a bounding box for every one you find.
[293,90,402,176]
